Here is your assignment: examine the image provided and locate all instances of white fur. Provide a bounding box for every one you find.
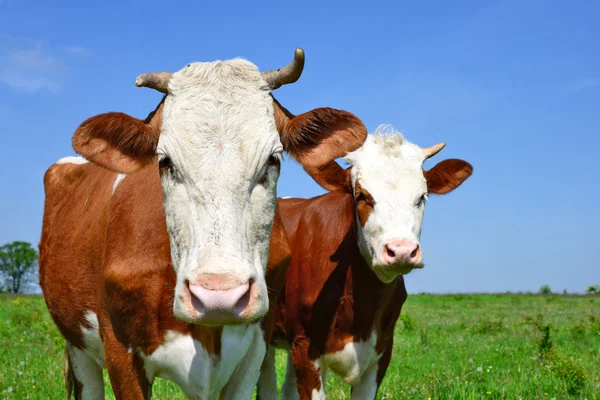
[279,332,380,399]
[311,386,326,400]
[350,361,379,399]
[345,126,428,282]
[56,156,88,165]
[112,173,126,195]
[317,331,380,386]
[79,311,105,368]
[156,59,282,322]
[282,351,300,400]
[76,312,265,399]
[256,346,279,400]
[64,311,105,399]
[140,324,264,399]
[66,342,105,399]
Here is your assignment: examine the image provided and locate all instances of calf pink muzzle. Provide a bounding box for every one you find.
[183,273,263,325]
[382,239,422,266]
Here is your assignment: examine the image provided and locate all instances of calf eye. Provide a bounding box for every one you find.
[159,155,173,170]
[158,155,179,179]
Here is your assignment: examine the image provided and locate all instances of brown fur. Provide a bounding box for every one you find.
[271,193,408,399]
[354,181,376,227]
[273,98,367,169]
[270,156,472,398]
[72,98,165,174]
[40,97,368,399]
[425,158,473,194]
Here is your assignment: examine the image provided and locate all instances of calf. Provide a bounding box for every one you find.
[257,128,472,399]
[39,49,369,399]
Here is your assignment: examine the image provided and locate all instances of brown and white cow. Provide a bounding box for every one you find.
[39,49,368,399]
[256,128,473,399]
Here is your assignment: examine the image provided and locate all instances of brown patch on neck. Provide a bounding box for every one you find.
[354,181,375,227]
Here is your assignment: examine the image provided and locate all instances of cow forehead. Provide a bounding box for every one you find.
[346,130,427,198]
[159,58,281,178]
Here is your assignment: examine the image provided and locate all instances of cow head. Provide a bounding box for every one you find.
[71,49,367,325]
[307,126,472,283]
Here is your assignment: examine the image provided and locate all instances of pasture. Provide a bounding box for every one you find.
[1,294,599,399]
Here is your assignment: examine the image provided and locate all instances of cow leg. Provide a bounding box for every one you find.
[65,342,104,399]
[103,330,151,400]
[282,350,300,400]
[351,345,393,400]
[287,341,326,400]
[350,362,379,400]
[219,327,267,400]
[256,345,278,400]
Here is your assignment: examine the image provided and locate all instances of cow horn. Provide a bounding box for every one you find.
[135,72,173,94]
[261,48,305,90]
[423,142,446,160]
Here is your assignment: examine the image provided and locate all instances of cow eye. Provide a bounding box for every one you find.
[159,155,172,169]
[416,193,428,208]
[158,155,178,178]
[258,152,282,185]
[267,153,281,168]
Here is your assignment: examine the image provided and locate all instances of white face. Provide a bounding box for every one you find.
[157,59,283,325]
[345,129,428,283]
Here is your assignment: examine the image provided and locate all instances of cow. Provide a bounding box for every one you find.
[38,49,369,399]
[256,128,473,399]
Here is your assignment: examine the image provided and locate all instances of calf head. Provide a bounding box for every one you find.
[307,126,472,283]
[71,49,367,325]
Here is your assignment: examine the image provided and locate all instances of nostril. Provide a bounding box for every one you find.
[385,245,396,259]
[234,284,251,312]
[410,245,420,260]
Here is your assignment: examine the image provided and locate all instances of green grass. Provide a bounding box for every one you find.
[1,294,599,399]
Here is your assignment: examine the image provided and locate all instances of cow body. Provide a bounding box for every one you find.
[41,159,290,399]
[258,130,473,399]
[39,51,369,399]
[262,193,407,400]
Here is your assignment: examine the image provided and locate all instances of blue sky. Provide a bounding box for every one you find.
[1,0,598,293]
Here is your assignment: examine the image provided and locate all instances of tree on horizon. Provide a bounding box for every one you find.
[0,241,38,294]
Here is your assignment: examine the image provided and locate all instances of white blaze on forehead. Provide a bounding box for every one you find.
[160,58,281,183]
[345,126,428,272]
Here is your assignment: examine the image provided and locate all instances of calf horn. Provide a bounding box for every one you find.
[261,48,305,90]
[135,72,172,94]
[423,142,446,160]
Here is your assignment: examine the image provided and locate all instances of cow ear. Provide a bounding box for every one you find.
[72,99,164,174]
[424,159,473,195]
[304,163,352,193]
[274,99,366,192]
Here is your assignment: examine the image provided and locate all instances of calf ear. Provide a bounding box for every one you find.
[274,99,366,192]
[304,162,352,193]
[424,159,473,194]
[72,99,164,174]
